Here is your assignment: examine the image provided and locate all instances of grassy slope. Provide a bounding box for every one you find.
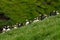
[0,0,39,26]
[0,15,60,40]
[0,0,60,26]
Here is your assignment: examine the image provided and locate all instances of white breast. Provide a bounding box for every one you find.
[26,21,29,25]
[6,28,10,31]
[3,28,6,31]
[2,28,6,33]
[14,27,17,29]
[33,20,39,23]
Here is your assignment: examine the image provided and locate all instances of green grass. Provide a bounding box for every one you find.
[0,0,60,39]
[0,14,60,40]
[0,0,60,26]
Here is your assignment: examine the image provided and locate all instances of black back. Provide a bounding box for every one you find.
[50,11,57,16]
[17,22,24,27]
[39,14,47,20]
[3,25,8,29]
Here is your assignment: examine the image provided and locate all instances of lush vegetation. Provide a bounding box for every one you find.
[0,0,60,26]
[0,0,60,40]
[0,15,60,40]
